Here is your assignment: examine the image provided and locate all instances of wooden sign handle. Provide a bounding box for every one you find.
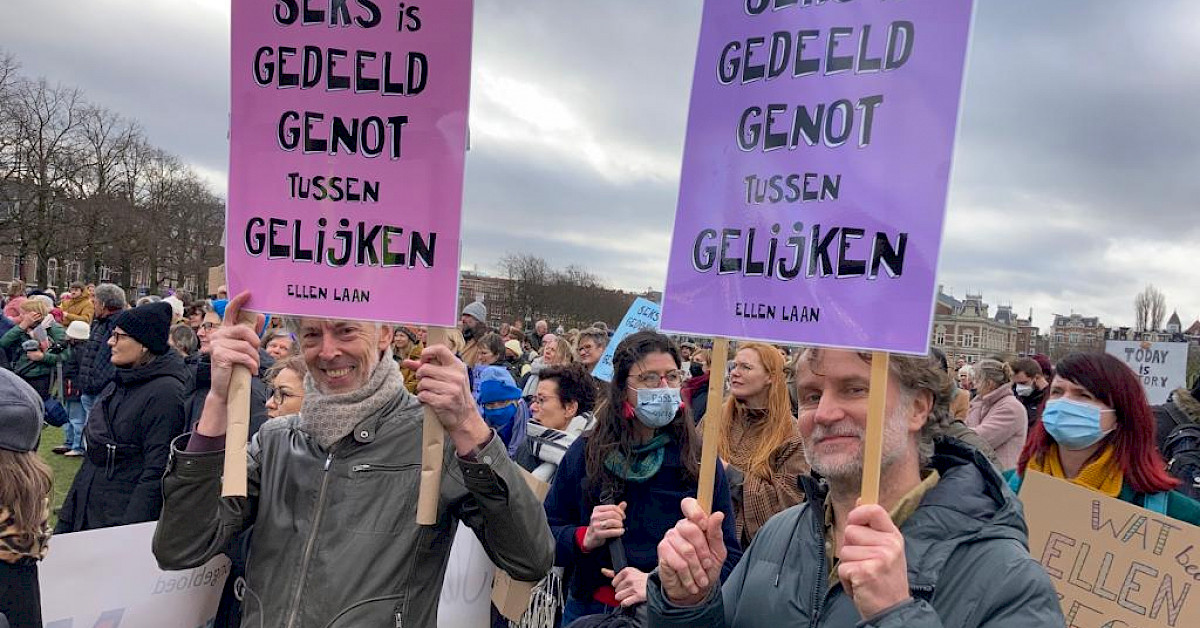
[221,308,259,498]
[697,337,730,513]
[417,327,448,525]
[860,351,891,505]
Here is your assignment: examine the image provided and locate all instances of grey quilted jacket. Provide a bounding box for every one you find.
[647,438,1065,627]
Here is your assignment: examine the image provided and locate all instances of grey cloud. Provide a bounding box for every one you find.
[4,0,1198,330]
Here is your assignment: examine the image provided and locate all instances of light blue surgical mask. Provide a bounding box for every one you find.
[1042,398,1115,450]
[631,387,682,429]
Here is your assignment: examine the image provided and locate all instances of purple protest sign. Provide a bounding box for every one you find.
[227,0,472,326]
[661,0,974,354]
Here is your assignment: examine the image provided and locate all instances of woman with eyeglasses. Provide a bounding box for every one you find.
[264,355,308,419]
[56,302,188,532]
[543,331,742,624]
[1006,352,1200,525]
[719,342,809,547]
[521,363,598,481]
[183,302,271,438]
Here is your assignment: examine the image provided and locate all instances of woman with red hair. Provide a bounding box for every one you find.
[1006,352,1200,523]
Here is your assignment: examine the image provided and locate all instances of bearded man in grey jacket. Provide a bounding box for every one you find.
[647,348,1064,628]
[153,293,553,627]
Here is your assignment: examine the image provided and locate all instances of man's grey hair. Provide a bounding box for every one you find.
[796,349,955,468]
[94,283,127,312]
[282,316,384,337]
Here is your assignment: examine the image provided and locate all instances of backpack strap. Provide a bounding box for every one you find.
[1144,491,1169,515]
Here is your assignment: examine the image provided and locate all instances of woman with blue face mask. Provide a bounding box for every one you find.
[1005,352,1200,525]
[543,331,742,624]
[475,367,529,459]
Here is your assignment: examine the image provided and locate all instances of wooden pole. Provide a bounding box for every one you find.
[697,337,730,513]
[221,307,259,498]
[417,327,448,525]
[860,351,891,505]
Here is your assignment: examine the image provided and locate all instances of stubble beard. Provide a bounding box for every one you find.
[803,401,911,492]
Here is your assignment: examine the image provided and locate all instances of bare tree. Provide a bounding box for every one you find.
[0,52,224,294]
[2,77,87,287]
[499,253,551,323]
[1134,284,1167,332]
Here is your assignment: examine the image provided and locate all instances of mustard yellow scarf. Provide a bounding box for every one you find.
[1026,444,1123,497]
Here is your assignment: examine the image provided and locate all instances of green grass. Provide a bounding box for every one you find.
[37,425,83,527]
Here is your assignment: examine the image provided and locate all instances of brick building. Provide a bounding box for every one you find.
[931,288,1020,365]
[457,271,515,328]
[1047,313,1106,359]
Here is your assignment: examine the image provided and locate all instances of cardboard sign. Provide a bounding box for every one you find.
[227,1,473,326]
[593,297,661,382]
[1106,341,1189,404]
[1021,471,1200,628]
[661,0,974,353]
[40,521,494,628]
[40,522,229,628]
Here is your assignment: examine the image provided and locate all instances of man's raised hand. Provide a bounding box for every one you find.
[657,497,725,607]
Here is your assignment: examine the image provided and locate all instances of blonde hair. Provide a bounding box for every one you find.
[19,299,49,318]
[550,336,577,366]
[0,450,52,547]
[719,342,795,481]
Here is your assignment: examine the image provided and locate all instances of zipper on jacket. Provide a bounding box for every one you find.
[350,462,414,473]
[809,494,827,627]
[286,451,336,628]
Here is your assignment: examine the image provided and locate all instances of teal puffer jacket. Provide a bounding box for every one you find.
[647,438,1066,627]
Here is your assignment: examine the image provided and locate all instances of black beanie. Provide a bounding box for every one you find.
[113,301,173,355]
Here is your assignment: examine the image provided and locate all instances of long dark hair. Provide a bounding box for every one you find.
[584,331,700,490]
[1018,352,1178,493]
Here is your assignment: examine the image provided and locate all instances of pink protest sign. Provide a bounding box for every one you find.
[661,0,974,354]
[227,0,472,326]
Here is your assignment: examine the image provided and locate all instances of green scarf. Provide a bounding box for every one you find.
[604,433,672,482]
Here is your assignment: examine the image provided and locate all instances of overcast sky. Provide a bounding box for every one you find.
[3,0,1198,333]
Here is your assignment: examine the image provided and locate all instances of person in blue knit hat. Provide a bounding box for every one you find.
[477,368,529,458]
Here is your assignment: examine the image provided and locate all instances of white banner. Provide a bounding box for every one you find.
[40,522,228,628]
[1105,340,1189,404]
[39,522,495,627]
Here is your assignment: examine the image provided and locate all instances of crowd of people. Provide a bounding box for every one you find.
[1,283,1199,628]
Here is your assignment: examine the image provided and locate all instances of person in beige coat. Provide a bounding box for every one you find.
[966,359,1027,470]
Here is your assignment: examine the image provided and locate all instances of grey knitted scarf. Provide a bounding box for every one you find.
[298,348,404,449]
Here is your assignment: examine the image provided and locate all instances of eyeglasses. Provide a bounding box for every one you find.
[110,330,133,342]
[268,387,299,404]
[630,370,685,389]
[531,394,559,406]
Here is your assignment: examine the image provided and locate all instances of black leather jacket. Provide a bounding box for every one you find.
[152,390,554,628]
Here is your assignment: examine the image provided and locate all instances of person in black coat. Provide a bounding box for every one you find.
[183,304,271,436]
[55,302,189,533]
[75,283,128,418]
